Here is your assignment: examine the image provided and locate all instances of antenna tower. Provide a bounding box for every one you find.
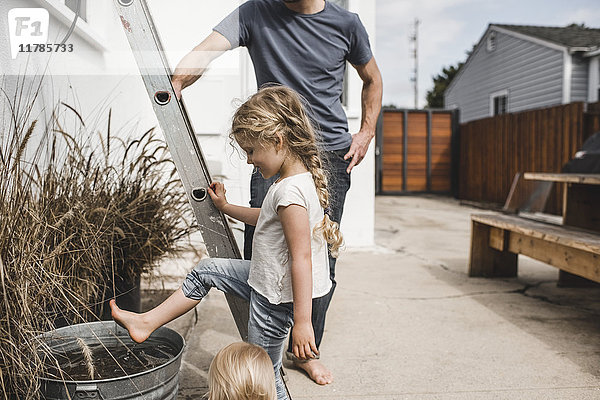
[409,18,420,109]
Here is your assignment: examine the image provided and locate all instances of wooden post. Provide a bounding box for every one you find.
[469,220,518,277]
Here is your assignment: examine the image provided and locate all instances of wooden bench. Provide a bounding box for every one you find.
[469,213,600,282]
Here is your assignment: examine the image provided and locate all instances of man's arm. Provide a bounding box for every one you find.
[344,57,383,173]
[171,31,232,99]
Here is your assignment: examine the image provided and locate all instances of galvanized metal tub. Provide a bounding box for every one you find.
[38,321,185,400]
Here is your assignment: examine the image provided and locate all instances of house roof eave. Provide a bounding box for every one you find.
[445,24,493,96]
[490,25,568,53]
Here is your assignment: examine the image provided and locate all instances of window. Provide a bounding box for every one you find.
[40,0,104,49]
[490,90,508,116]
[64,0,87,22]
[493,95,507,115]
[486,31,496,52]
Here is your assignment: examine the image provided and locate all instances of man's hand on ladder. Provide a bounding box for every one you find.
[172,79,183,100]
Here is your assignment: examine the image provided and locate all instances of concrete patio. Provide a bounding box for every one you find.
[143,195,600,399]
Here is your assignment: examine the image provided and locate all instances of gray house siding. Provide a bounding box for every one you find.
[571,54,589,102]
[446,30,564,123]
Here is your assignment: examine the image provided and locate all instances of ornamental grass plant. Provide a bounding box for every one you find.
[0,76,197,399]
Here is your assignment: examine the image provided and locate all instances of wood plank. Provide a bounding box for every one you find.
[382,111,404,192]
[489,226,507,251]
[507,231,600,283]
[524,173,600,185]
[383,137,405,145]
[471,213,600,255]
[405,176,427,191]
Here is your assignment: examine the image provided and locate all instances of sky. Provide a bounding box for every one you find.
[376,0,600,108]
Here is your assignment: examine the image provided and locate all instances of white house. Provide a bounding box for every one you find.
[0,0,377,249]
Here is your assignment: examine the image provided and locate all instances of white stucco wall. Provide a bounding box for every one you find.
[1,0,376,249]
[0,0,158,142]
[343,0,376,248]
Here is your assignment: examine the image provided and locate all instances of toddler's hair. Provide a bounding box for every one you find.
[207,342,276,400]
[230,85,343,256]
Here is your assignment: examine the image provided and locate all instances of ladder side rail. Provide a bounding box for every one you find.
[114,0,249,340]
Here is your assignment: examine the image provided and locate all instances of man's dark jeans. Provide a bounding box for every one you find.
[243,147,351,351]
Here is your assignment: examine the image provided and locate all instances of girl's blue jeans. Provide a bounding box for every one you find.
[181,258,292,400]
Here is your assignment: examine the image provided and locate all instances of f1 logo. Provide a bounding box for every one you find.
[8,8,49,59]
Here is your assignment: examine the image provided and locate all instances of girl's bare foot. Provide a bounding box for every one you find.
[109,299,154,343]
[293,359,333,385]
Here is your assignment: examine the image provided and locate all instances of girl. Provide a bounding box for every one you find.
[207,342,276,400]
[110,85,343,400]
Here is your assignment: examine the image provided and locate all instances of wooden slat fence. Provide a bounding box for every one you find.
[376,109,458,194]
[585,101,600,136]
[459,102,600,214]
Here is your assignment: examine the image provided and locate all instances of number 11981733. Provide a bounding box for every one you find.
[19,43,74,52]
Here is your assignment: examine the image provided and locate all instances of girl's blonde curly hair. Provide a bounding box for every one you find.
[230,85,343,257]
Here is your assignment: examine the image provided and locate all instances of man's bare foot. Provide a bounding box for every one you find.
[293,359,333,385]
[109,299,153,343]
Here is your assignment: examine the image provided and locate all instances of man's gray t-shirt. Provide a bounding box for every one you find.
[214,0,373,151]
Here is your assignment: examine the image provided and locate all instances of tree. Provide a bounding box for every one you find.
[425,62,463,108]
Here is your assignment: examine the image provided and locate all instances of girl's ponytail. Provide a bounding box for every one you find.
[307,153,343,258]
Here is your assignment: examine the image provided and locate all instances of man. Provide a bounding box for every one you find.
[172,0,382,386]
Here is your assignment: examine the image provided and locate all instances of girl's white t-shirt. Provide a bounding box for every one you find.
[248,172,332,304]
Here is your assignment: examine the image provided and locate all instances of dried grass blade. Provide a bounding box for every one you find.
[107,109,111,158]
[0,258,12,333]
[60,102,85,127]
